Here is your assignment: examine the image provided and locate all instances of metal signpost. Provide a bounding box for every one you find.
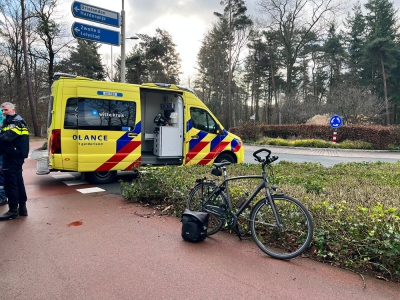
[71,1,120,27]
[71,22,120,46]
[71,1,136,82]
[330,115,343,143]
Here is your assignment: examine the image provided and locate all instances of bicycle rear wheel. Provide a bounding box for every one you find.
[250,195,313,259]
[187,182,224,235]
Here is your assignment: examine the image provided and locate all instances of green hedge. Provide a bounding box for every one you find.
[230,122,400,150]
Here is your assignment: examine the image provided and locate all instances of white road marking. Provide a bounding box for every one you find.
[52,174,76,179]
[76,187,105,194]
[63,180,89,186]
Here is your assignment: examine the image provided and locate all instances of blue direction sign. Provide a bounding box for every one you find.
[330,115,343,129]
[71,22,120,46]
[72,1,120,28]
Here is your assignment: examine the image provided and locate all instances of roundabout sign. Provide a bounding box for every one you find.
[330,115,343,129]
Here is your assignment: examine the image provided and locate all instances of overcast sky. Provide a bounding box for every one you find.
[64,0,399,85]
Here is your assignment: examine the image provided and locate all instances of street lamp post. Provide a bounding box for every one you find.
[121,0,126,82]
[120,0,139,83]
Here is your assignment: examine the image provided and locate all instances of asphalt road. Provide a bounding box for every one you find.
[244,144,400,167]
[1,140,399,299]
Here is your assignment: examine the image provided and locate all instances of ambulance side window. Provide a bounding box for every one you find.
[64,98,136,130]
[190,107,218,134]
[47,95,55,128]
[64,98,78,129]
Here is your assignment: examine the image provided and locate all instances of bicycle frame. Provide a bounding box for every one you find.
[190,148,313,259]
[211,165,284,229]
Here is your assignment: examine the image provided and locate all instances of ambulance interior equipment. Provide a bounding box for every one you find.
[141,90,184,165]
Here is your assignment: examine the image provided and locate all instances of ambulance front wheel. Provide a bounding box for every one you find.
[84,171,117,184]
[214,153,235,164]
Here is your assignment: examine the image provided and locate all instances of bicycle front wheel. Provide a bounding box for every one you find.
[187,182,224,235]
[250,195,313,260]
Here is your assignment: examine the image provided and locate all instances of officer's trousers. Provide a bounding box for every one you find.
[4,169,27,205]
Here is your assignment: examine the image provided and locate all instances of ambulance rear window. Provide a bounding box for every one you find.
[64,98,136,131]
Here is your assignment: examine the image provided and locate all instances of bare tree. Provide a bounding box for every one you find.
[257,0,345,96]
[326,82,386,124]
[21,0,39,136]
[31,0,73,88]
[0,0,26,116]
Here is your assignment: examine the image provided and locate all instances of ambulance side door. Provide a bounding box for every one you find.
[185,107,224,165]
[76,88,141,173]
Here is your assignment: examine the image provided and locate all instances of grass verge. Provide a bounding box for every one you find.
[120,161,400,283]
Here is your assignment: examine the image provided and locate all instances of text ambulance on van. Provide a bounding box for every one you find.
[37,73,244,183]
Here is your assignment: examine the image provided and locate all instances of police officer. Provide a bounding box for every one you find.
[0,110,7,205]
[0,102,29,221]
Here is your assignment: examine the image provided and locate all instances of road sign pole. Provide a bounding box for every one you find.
[121,0,126,83]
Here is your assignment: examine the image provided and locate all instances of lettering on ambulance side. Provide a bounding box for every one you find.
[95,121,142,172]
[185,119,230,165]
[73,135,108,141]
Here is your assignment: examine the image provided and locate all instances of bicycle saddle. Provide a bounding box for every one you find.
[213,162,231,168]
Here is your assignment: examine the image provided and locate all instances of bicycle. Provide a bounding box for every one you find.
[187,148,313,260]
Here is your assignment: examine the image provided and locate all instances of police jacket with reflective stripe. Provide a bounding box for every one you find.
[0,114,30,168]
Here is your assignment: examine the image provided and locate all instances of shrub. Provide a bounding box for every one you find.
[230,123,400,150]
[120,162,400,282]
[230,121,263,141]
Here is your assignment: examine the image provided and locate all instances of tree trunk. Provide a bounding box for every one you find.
[380,55,390,126]
[21,0,39,136]
[269,54,278,124]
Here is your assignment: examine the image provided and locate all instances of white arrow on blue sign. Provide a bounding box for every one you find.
[330,115,343,129]
[71,22,120,46]
[71,1,120,28]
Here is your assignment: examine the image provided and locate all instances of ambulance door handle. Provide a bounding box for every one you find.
[191,135,199,139]
[128,133,138,138]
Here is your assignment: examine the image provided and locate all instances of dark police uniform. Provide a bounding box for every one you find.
[0,114,29,220]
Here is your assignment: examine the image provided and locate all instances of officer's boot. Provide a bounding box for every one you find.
[0,204,20,220]
[19,203,28,216]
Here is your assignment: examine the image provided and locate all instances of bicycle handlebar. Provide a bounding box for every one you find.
[253,148,279,165]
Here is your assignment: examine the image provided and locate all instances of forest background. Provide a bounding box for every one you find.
[0,0,400,137]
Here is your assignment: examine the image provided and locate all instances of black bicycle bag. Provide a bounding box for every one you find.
[181,209,209,242]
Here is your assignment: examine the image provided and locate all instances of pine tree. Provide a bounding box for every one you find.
[58,40,105,80]
[124,29,181,84]
[214,0,253,128]
[195,22,229,122]
[323,23,346,89]
[364,0,399,125]
[345,2,367,82]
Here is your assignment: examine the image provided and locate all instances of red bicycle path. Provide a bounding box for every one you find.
[0,140,399,299]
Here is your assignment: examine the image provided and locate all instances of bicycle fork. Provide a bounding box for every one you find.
[264,188,285,230]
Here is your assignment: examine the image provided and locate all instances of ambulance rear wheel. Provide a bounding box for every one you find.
[214,153,235,164]
[85,171,117,184]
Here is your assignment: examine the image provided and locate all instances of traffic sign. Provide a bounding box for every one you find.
[330,115,343,129]
[71,22,120,46]
[71,1,120,28]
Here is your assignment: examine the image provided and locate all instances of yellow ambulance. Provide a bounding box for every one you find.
[37,73,244,183]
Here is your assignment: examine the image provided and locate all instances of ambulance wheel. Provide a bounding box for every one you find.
[85,171,117,184]
[214,153,235,164]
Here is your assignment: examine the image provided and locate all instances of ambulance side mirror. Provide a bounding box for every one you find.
[215,123,221,135]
